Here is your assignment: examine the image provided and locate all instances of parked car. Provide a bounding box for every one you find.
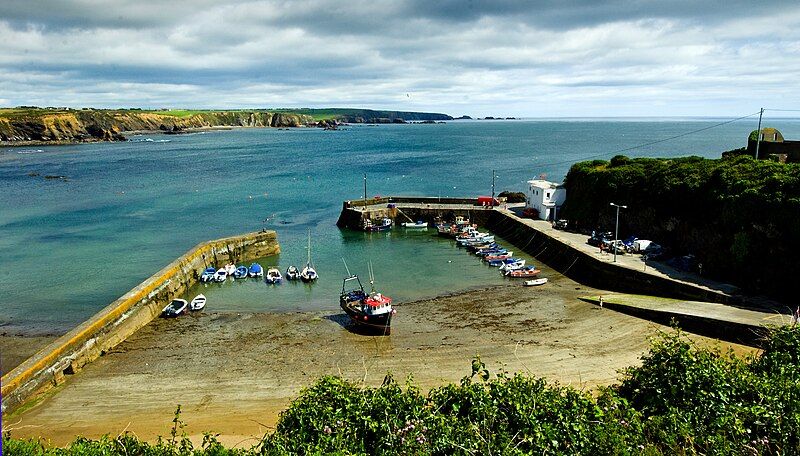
[642,243,664,259]
[553,219,569,230]
[604,239,628,254]
[587,231,613,247]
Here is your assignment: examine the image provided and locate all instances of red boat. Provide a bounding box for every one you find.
[507,267,541,278]
[484,253,512,261]
[339,274,395,335]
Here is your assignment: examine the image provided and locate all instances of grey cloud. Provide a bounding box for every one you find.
[0,1,799,116]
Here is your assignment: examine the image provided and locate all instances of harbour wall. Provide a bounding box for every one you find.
[482,211,735,304]
[341,197,734,304]
[337,197,492,229]
[1,230,280,416]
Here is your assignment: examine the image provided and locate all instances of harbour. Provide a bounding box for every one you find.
[5,120,800,337]
[4,3,800,451]
[3,193,783,418]
[2,123,799,452]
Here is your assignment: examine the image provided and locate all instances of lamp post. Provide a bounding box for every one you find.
[610,202,627,263]
[491,169,496,204]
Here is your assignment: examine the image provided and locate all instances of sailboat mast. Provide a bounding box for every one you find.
[307,229,312,266]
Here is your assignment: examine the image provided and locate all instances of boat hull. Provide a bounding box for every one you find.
[340,302,393,335]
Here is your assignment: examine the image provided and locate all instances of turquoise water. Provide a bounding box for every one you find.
[2,119,800,334]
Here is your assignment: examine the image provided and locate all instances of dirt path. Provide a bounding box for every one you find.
[5,278,754,447]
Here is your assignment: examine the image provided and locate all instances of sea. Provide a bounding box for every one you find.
[3,118,800,335]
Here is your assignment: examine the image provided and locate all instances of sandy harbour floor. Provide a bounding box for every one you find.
[4,276,754,448]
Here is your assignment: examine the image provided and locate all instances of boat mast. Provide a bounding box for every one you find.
[368,261,376,293]
[306,229,312,267]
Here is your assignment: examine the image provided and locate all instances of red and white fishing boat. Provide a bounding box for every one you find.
[339,264,395,335]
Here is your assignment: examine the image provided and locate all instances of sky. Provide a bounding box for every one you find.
[1,0,799,117]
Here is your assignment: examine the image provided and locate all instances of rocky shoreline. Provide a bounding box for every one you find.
[0,108,455,146]
[0,110,313,146]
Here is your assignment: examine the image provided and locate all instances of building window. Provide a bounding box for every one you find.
[546,192,550,198]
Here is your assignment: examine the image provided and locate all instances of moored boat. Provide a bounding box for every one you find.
[476,248,511,257]
[286,265,300,281]
[300,265,318,282]
[224,263,236,276]
[483,253,512,261]
[402,220,428,228]
[300,230,318,283]
[488,257,522,267]
[189,294,206,311]
[161,299,188,317]
[248,263,264,278]
[363,217,392,232]
[233,265,249,279]
[466,242,498,252]
[200,267,216,283]
[506,266,541,278]
[265,267,283,284]
[499,260,526,272]
[213,268,228,282]
[524,278,548,287]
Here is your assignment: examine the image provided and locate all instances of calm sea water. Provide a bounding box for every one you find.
[2,119,799,335]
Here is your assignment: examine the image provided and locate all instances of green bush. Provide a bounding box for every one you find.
[559,155,800,301]
[5,326,800,455]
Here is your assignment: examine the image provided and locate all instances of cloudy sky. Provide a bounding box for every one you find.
[1,0,799,117]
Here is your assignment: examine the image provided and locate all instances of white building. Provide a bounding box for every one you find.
[527,179,566,221]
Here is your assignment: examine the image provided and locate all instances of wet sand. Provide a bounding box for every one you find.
[1,335,57,377]
[5,278,754,447]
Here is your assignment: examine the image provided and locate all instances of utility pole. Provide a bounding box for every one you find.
[363,173,367,208]
[755,108,764,160]
[610,202,627,263]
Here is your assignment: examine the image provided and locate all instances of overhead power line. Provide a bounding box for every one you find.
[536,111,763,169]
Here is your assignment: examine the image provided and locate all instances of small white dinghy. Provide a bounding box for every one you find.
[214,268,228,282]
[523,278,548,287]
[190,294,206,311]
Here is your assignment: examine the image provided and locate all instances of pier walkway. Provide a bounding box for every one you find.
[496,208,740,297]
[578,293,787,345]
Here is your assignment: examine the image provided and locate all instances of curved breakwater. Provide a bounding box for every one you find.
[1,230,279,415]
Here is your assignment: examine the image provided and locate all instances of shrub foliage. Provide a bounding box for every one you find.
[559,155,800,301]
[4,326,799,455]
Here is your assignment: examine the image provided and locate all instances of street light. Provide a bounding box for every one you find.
[491,170,496,203]
[610,202,627,263]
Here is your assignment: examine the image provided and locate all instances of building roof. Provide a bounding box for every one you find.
[749,128,784,143]
[527,179,562,189]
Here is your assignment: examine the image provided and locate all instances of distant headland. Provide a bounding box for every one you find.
[0,107,456,146]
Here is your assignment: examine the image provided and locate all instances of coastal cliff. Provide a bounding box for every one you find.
[0,109,313,145]
[0,107,455,145]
